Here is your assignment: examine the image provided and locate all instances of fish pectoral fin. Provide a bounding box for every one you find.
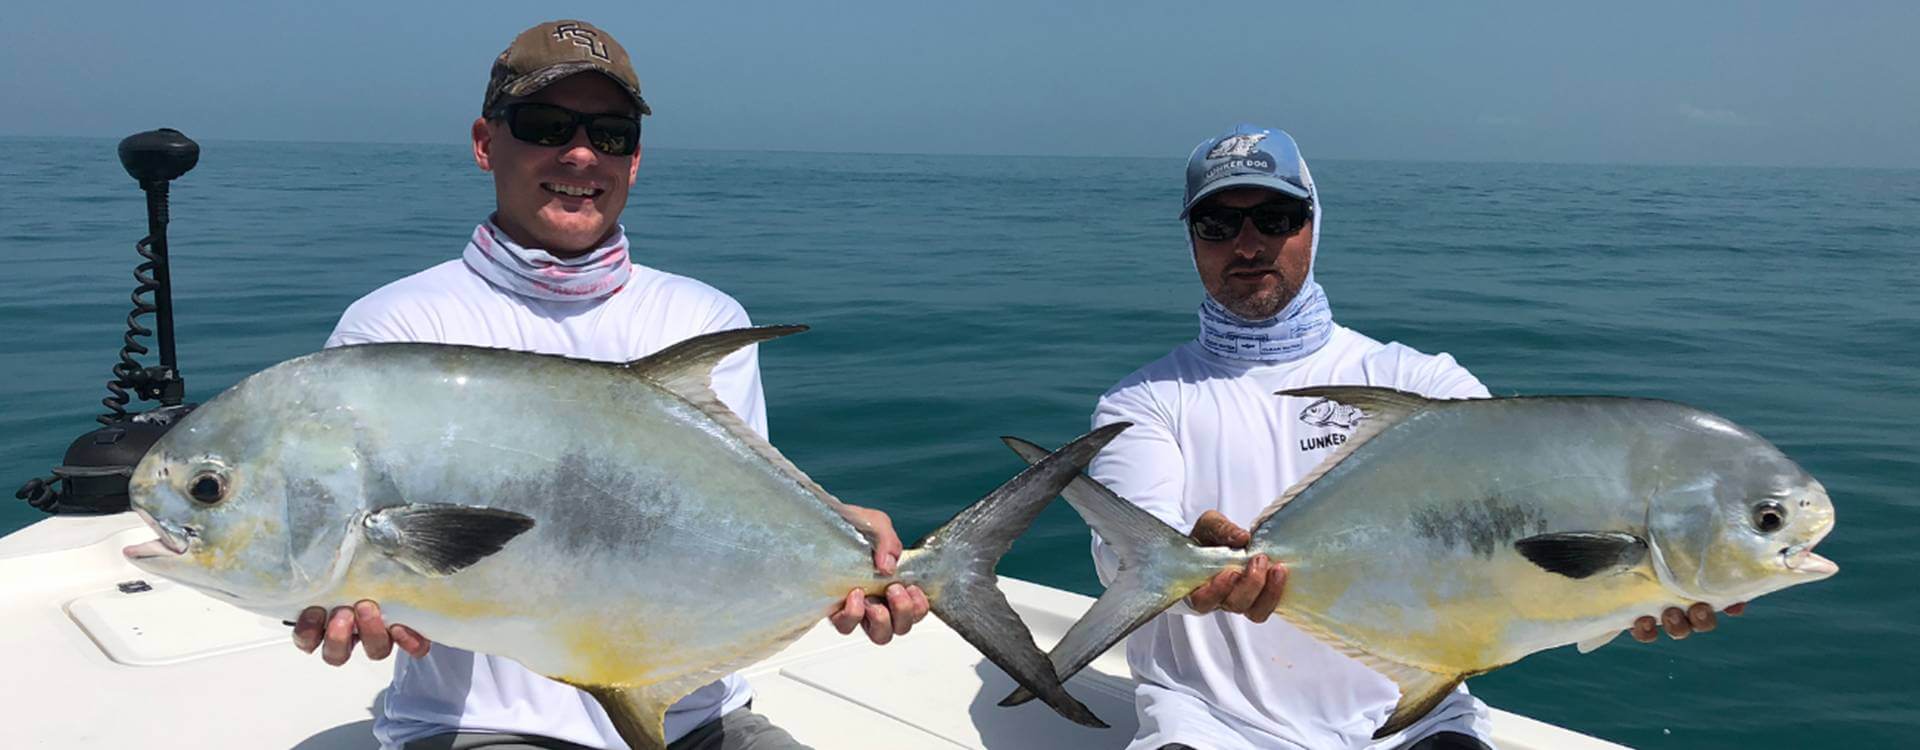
[1576,630,1622,654]
[1513,531,1649,579]
[362,504,535,577]
[573,683,672,750]
[1364,658,1466,740]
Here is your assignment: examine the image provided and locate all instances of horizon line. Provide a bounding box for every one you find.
[4,132,1916,173]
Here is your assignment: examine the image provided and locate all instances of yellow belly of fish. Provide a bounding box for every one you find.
[1284,560,1672,673]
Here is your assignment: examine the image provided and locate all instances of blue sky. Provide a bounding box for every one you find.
[6,2,1915,167]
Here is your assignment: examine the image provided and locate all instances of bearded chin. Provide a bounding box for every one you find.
[1214,276,1293,321]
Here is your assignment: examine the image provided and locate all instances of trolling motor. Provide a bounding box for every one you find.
[14,129,201,514]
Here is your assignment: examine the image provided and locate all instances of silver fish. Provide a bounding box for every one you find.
[123,326,1120,748]
[1003,386,1838,738]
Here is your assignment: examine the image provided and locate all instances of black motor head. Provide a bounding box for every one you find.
[118,128,199,185]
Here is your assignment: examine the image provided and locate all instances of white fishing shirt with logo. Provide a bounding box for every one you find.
[1089,326,1496,750]
[325,258,764,750]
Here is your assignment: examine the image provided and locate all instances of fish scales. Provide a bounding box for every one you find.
[999,387,1836,739]
[1259,398,1661,667]
[125,327,1124,748]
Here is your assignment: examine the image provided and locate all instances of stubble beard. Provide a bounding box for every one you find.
[1213,271,1298,321]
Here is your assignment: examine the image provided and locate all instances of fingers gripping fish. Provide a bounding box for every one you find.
[1002,387,1836,739]
[124,326,1125,749]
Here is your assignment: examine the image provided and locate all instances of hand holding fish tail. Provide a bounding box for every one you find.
[292,600,430,666]
[826,504,930,645]
[1184,510,1288,622]
[1631,601,1748,642]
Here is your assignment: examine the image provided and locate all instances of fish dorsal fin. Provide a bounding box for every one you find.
[625,324,808,404]
[1253,386,1437,528]
[622,325,874,536]
[1272,608,1466,740]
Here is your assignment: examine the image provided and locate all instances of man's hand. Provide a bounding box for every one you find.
[827,504,931,645]
[1185,510,1287,623]
[292,600,431,666]
[1630,601,1748,642]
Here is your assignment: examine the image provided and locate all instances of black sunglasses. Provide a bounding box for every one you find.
[489,102,642,156]
[1188,200,1313,242]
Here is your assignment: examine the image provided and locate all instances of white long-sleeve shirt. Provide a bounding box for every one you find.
[325,258,763,750]
[1089,326,1495,750]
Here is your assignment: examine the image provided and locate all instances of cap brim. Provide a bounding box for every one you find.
[501,63,652,115]
[1181,175,1312,217]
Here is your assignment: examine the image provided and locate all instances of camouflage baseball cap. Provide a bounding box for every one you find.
[482,20,651,116]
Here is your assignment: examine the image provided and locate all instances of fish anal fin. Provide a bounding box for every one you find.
[1514,531,1649,579]
[1254,387,1440,529]
[568,682,671,750]
[623,326,872,535]
[1371,662,1466,739]
[1269,609,1465,740]
[362,504,535,577]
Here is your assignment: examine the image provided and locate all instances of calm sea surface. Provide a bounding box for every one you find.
[2,136,1914,748]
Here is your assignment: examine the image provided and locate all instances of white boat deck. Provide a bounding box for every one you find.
[1,514,1625,749]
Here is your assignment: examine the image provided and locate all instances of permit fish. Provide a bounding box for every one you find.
[123,325,1121,749]
[1002,386,1838,738]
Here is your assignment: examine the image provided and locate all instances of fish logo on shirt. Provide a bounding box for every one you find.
[1298,398,1365,452]
[1300,398,1365,429]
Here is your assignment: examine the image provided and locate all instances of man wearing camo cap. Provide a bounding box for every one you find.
[288,20,927,750]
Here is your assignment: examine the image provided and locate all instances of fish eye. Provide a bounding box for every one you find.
[187,471,228,505]
[1752,500,1787,534]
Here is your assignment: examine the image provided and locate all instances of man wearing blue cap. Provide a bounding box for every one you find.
[1081,125,1739,750]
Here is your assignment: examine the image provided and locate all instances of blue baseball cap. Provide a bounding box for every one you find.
[1181,124,1312,218]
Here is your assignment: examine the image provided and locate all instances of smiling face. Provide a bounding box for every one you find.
[473,72,642,257]
[1190,187,1315,320]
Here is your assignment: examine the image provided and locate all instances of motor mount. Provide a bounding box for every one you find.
[14,130,201,515]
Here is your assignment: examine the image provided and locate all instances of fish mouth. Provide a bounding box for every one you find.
[1782,544,1837,577]
[1780,524,1837,578]
[124,509,193,560]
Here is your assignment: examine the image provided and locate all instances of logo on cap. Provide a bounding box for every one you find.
[552,22,611,61]
[1207,133,1267,160]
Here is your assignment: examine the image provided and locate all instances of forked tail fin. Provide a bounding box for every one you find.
[996,435,1241,706]
[903,422,1131,729]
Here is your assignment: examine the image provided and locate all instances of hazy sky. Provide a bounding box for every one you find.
[6,2,1916,167]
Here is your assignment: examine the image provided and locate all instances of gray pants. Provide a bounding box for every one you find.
[404,707,810,750]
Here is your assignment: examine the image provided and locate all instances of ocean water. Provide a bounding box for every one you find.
[2,136,1914,748]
